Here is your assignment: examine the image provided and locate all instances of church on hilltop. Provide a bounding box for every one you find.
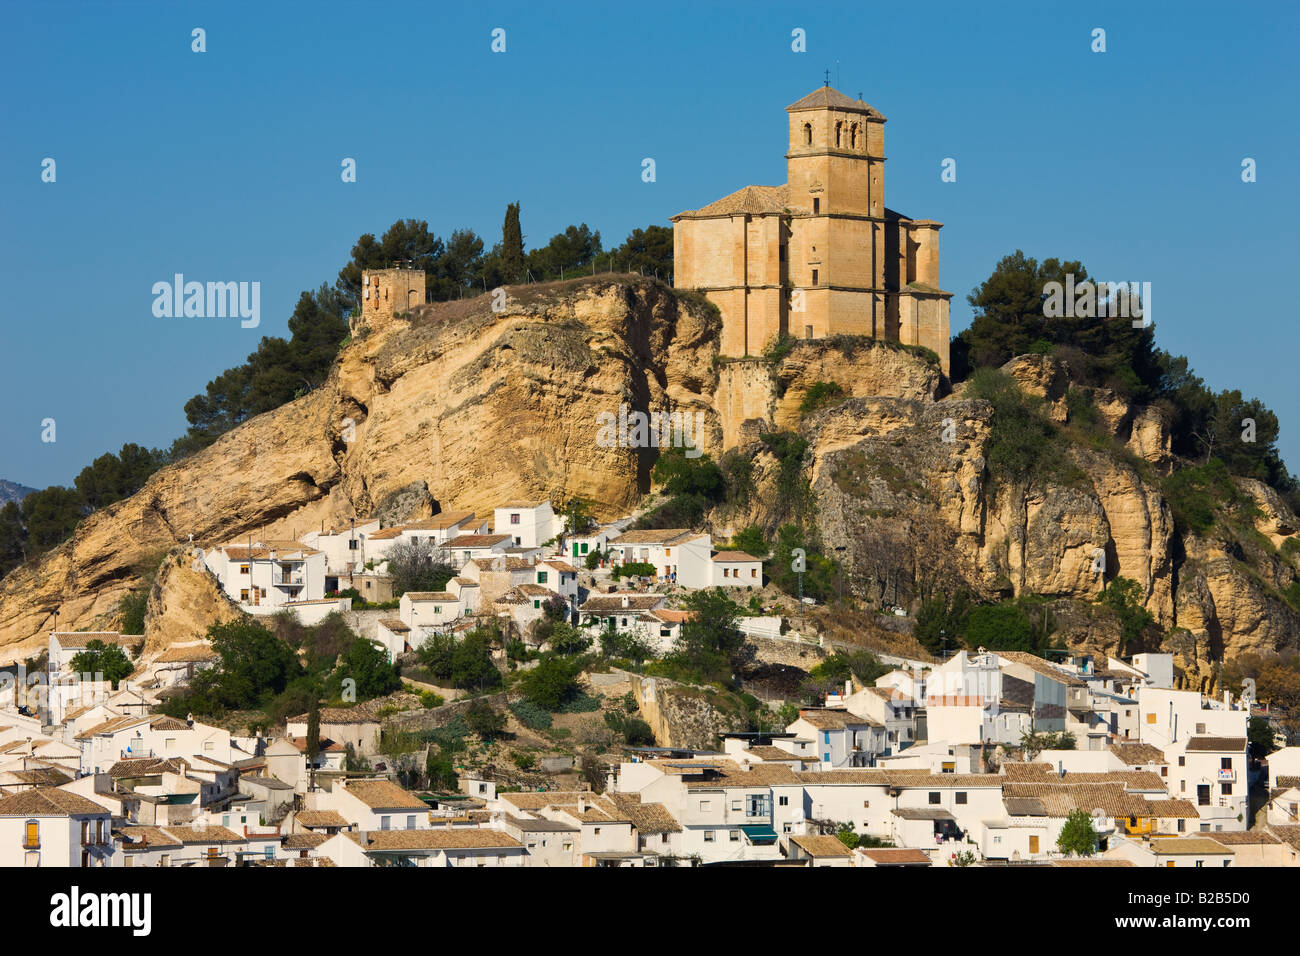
[672,86,952,373]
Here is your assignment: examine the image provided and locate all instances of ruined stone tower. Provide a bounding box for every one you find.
[357,268,426,330]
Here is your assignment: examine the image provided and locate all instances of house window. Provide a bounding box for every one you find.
[1221,783,1232,796]
[812,268,819,286]
[1196,723,1206,734]
[699,800,710,812]
[563,842,572,851]
[165,738,176,748]
[240,589,250,602]
[1197,785,1210,807]
[955,792,968,805]
[863,800,870,808]
[380,816,391,830]
[778,795,789,807]
[731,800,742,812]
[81,821,89,845]
[928,792,941,805]
[729,830,740,842]
[510,514,520,525]
[704,831,715,842]
[240,564,250,575]
[580,543,589,554]
[751,569,757,577]
[1160,767,1167,777]
[407,815,416,829]
[23,820,39,848]
[538,572,548,584]
[1178,756,1185,767]
[1177,819,1185,833]
[1220,757,1232,770]
[812,198,820,215]
[349,539,358,550]
[534,601,540,609]
[783,823,792,833]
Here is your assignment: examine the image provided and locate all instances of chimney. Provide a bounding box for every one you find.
[621,595,629,609]
[577,795,587,813]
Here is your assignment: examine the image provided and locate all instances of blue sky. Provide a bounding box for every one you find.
[1,0,1297,489]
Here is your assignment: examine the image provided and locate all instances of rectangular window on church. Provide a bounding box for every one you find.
[813,198,820,214]
[812,269,819,286]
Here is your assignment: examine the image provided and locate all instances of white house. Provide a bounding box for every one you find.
[1137,687,1249,832]
[285,709,381,757]
[205,541,328,609]
[75,714,234,775]
[924,651,1030,746]
[606,529,714,587]
[400,511,490,552]
[786,709,886,769]
[709,550,764,588]
[399,591,462,643]
[0,787,116,867]
[444,534,514,566]
[314,778,430,831]
[300,519,382,575]
[494,501,561,549]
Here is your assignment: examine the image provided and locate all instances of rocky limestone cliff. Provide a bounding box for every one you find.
[0,277,930,660]
[1,277,1295,678]
[141,547,245,660]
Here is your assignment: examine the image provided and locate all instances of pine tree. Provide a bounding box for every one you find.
[502,202,524,283]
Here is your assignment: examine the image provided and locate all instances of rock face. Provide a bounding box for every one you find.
[0,275,1295,675]
[793,396,1177,619]
[627,673,749,749]
[0,278,936,660]
[142,548,245,660]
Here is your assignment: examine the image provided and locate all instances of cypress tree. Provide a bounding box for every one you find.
[502,201,524,282]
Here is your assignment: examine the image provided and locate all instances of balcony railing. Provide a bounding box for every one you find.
[1217,769,1236,782]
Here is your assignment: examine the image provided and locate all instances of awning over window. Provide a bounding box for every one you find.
[740,824,778,844]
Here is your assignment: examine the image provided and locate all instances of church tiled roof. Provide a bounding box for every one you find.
[786,86,885,119]
[674,184,789,219]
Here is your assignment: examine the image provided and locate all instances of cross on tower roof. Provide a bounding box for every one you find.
[824,69,830,86]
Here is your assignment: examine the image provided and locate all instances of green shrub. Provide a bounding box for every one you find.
[799,381,846,414]
[509,698,553,730]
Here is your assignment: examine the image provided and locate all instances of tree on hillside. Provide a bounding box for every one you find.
[74,443,165,510]
[526,224,602,280]
[607,225,674,278]
[69,640,134,689]
[501,202,525,283]
[1056,808,1098,857]
[336,218,444,307]
[326,637,400,701]
[673,588,746,682]
[20,486,84,552]
[0,501,27,577]
[385,539,455,598]
[1095,577,1155,655]
[950,250,1088,378]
